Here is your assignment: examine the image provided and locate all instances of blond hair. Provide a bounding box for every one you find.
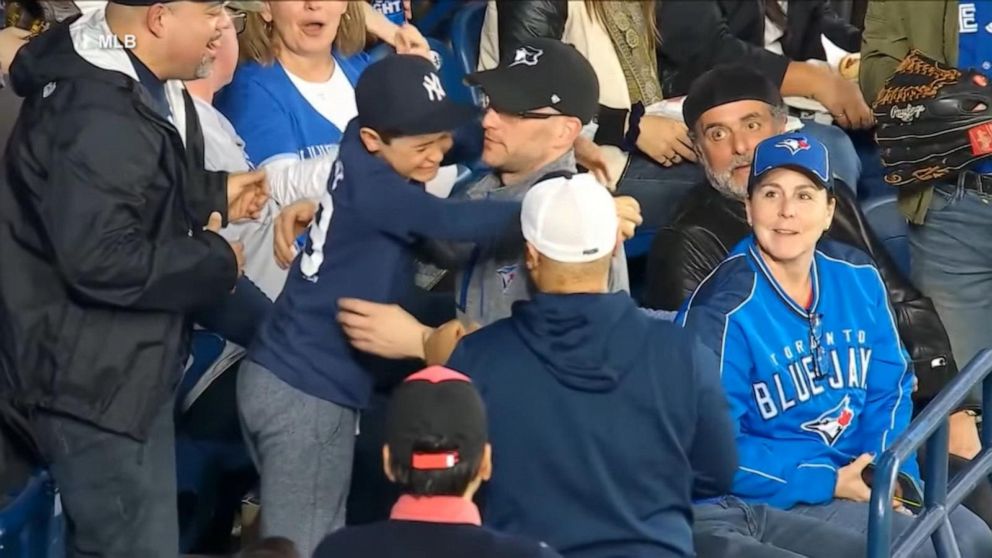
[239,2,367,65]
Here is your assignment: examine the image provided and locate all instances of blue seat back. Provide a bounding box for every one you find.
[861,194,911,278]
[0,471,63,558]
[450,2,486,106]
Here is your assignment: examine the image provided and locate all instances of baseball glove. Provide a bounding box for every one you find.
[873,50,992,188]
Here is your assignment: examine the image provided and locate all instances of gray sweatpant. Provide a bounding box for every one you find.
[237,359,357,557]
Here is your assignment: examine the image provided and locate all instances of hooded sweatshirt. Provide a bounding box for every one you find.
[447,292,736,558]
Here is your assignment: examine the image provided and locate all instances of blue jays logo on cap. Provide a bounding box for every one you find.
[496,264,518,293]
[749,133,832,191]
[509,45,544,67]
[775,137,812,155]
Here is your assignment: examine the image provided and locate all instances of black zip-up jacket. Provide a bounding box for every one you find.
[656,0,862,97]
[0,14,238,439]
[644,182,969,410]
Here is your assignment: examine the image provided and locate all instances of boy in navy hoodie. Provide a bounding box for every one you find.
[237,55,522,555]
[313,365,561,558]
[446,174,737,557]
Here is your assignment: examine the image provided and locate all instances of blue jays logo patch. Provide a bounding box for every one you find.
[776,137,811,155]
[801,395,855,446]
[496,265,519,293]
[510,45,543,67]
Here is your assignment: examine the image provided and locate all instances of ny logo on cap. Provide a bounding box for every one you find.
[776,137,811,155]
[423,72,446,102]
[509,45,543,67]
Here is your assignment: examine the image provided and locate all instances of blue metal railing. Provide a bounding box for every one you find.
[868,349,992,558]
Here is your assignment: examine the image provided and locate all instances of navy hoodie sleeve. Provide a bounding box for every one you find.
[688,336,738,499]
[353,164,521,245]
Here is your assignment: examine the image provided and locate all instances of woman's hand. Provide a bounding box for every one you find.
[834,453,873,503]
[393,23,431,61]
[635,115,697,167]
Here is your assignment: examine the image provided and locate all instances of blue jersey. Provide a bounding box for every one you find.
[958,1,992,173]
[248,121,520,410]
[677,236,919,509]
[215,51,368,166]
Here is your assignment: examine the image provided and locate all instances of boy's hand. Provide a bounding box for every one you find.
[615,196,642,240]
[337,298,432,360]
[227,169,268,222]
[834,453,873,503]
[274,200,317,269]
[424,319,479,366]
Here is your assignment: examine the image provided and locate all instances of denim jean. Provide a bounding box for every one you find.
[909,185,992,370]
[790,499,992,557]
[237,359,357,557]
[800,121,861,196]
[615,152,704,232]
[693,497,866,558]
[32,399,178,558]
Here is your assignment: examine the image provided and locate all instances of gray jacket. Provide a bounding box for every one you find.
[422,151,629,327]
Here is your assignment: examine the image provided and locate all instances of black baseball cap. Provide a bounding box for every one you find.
[356,55,479,137]
[385,366,487,472]
[466,38,599,124]
[682,65,784,131]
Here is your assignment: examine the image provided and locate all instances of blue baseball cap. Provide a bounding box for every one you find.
[748,133,833,194]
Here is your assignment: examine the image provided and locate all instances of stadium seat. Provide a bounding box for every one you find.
[450,2,486,106]
[0,470,62,558]
[861,194,911,278]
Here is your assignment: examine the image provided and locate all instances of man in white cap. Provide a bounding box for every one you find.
[444,174,735,557]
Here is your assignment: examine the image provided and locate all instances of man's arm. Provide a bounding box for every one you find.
[644,227,725,311]
[816,0,862,54]
[42,107,238,311]
[351,165,520,245]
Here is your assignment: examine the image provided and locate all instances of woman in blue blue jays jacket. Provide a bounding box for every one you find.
[678,133,992,556]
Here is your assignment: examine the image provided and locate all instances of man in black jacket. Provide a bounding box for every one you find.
[642,64,992,522]
[656,0,871,130]
[0,1,266,556]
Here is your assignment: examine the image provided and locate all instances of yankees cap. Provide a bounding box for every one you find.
[356,55,479,137]
[748,133,833,194]
[466,38,599,124]
[385,366,487,472]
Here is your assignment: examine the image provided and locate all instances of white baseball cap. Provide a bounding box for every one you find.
[521,174,618,263]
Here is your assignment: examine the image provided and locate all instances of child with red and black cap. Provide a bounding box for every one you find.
[313,366,561,558]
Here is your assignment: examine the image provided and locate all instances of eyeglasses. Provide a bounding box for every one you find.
[808,312,828,381]
[480,94,566,120]
[227,9,247,35]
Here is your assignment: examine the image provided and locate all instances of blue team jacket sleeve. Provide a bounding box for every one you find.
[352,166,521,244]
[681,303,838,508]
[216,74,299,166]
[859,270,919,480]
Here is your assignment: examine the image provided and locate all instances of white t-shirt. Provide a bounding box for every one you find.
[193,96,287,302]
[284,63,358,133]
[763,0,788,56]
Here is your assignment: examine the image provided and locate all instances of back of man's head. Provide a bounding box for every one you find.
[106,0,225,81]
[384,366,491,498]
[522,174,618,294]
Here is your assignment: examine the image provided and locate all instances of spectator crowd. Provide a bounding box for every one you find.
[1,1,992,558]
